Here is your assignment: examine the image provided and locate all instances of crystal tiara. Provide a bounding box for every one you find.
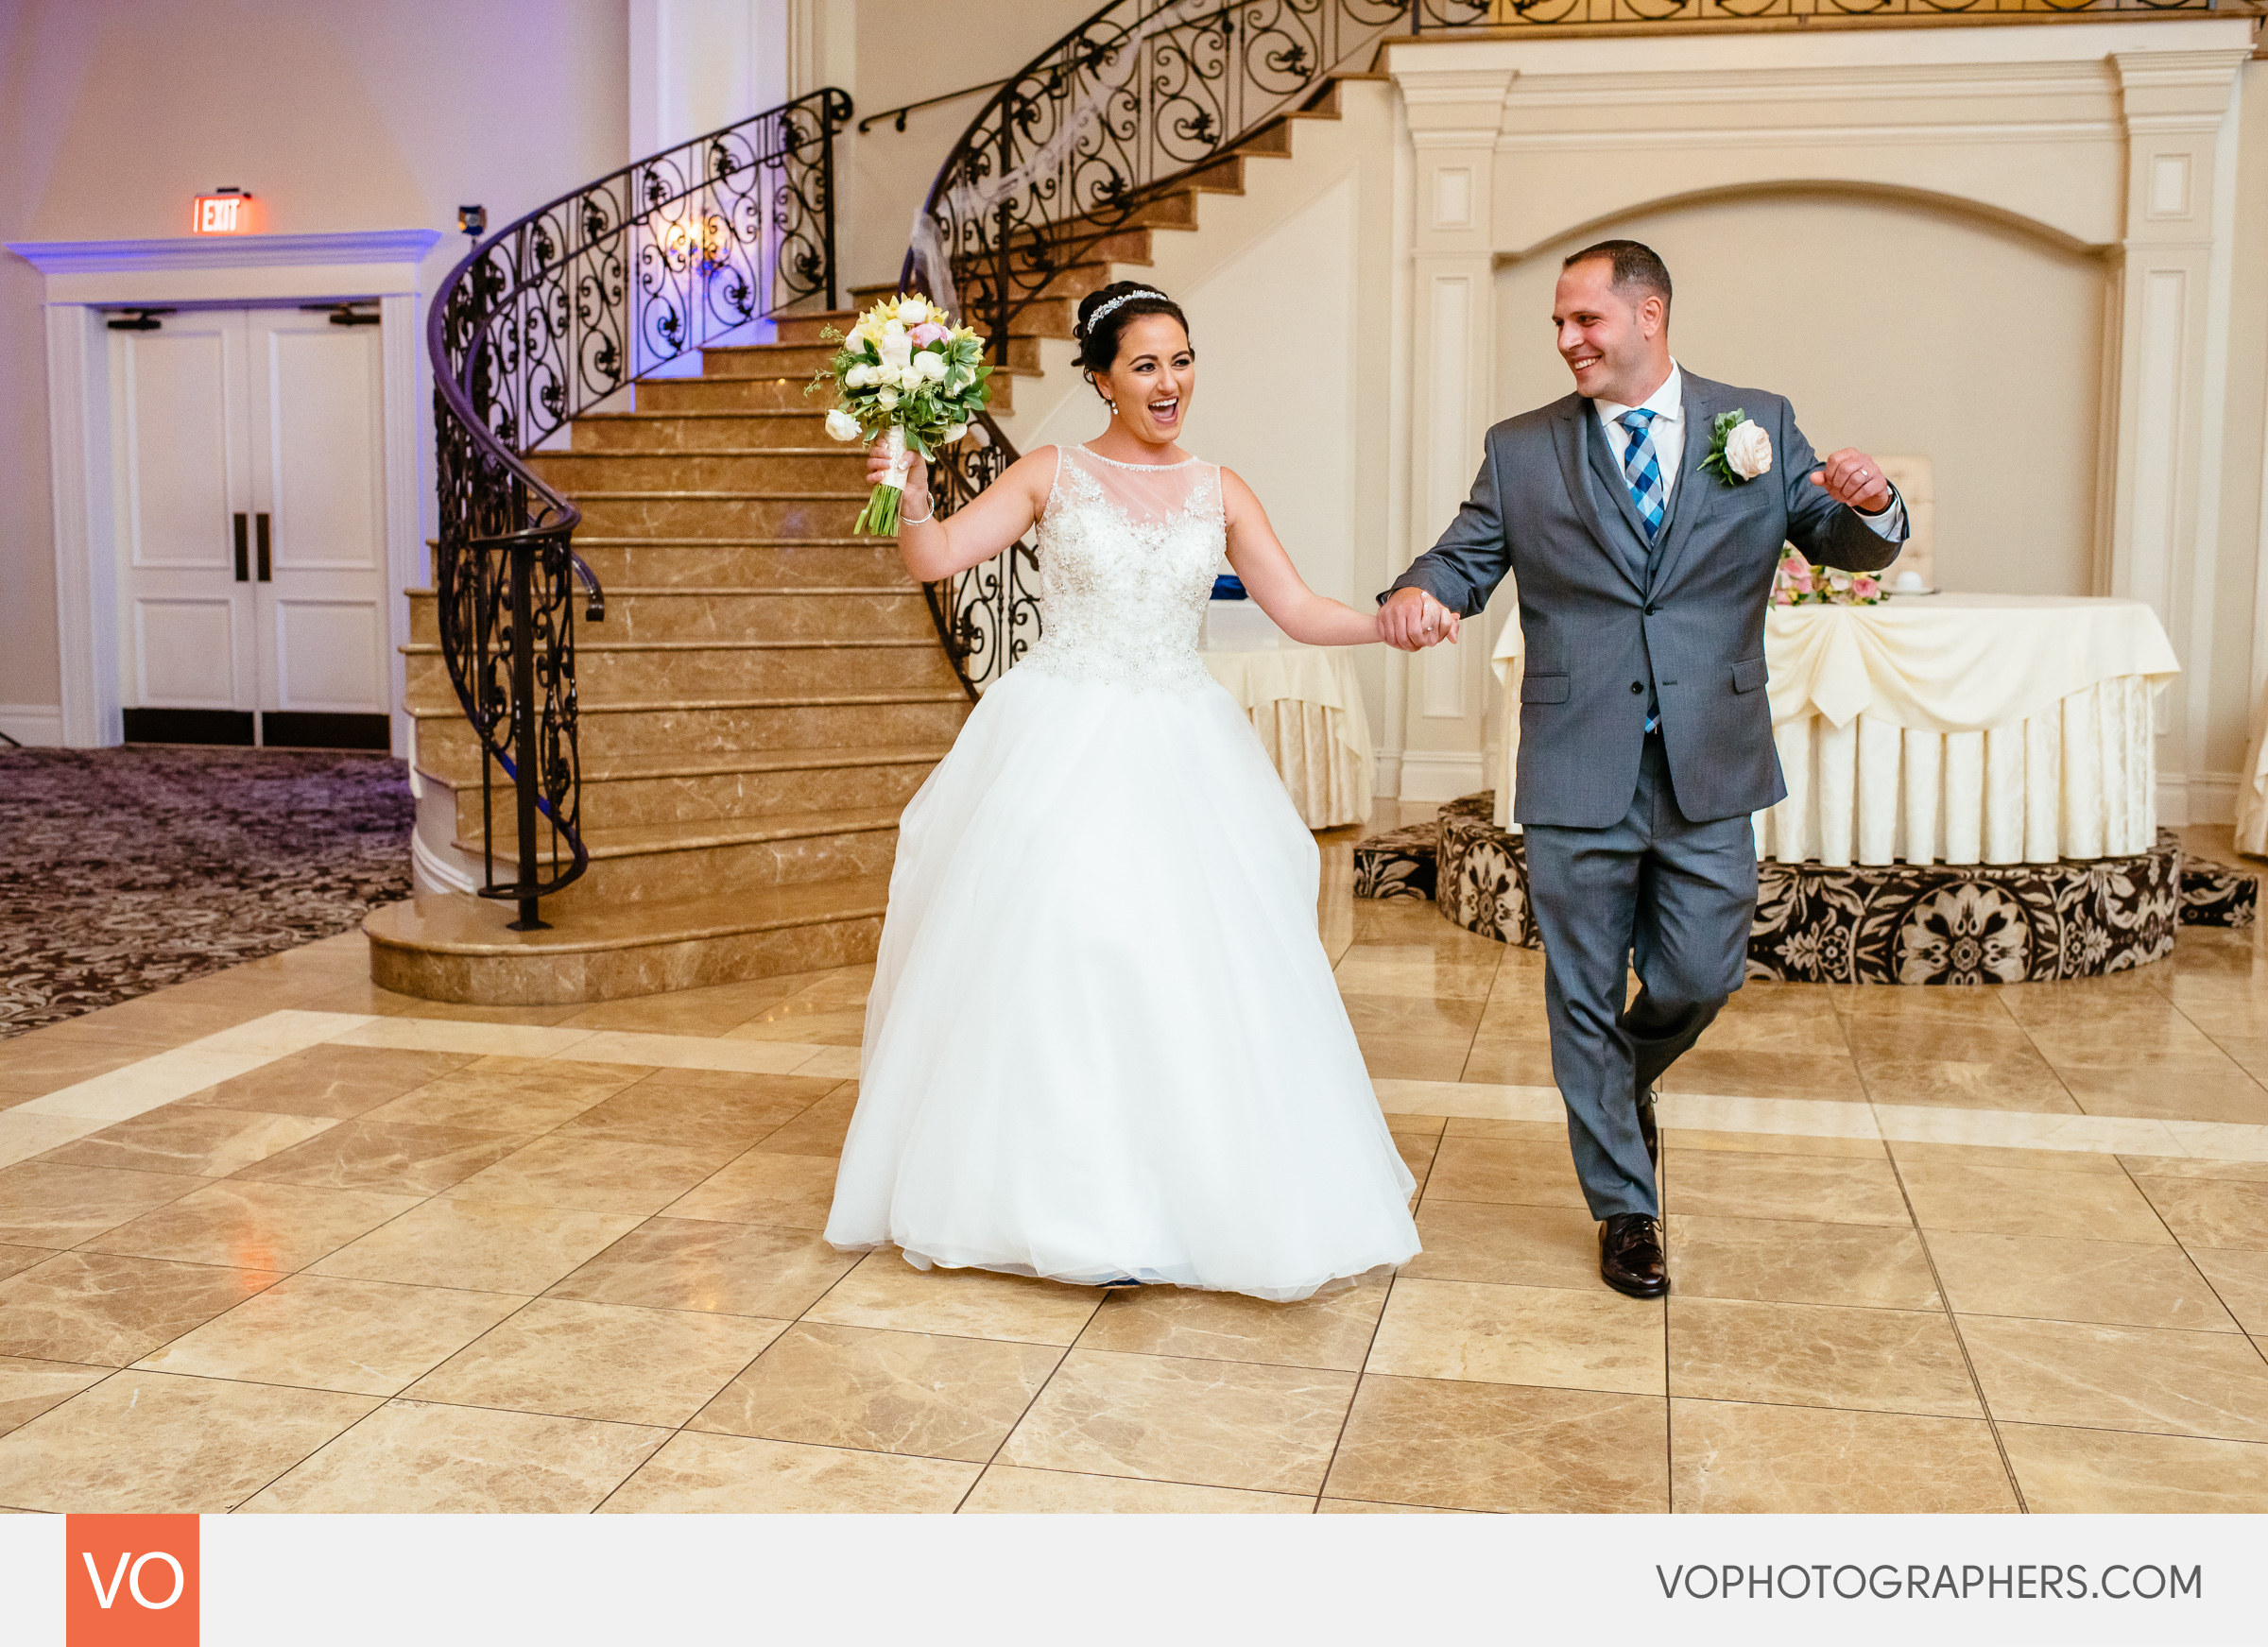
[1078,288,1167,336]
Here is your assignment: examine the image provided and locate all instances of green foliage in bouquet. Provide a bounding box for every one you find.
[806,294,993,536]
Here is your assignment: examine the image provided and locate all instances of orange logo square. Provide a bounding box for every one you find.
[66,1515,198,1646]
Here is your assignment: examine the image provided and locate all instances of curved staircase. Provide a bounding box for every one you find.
[368,315,973,1003]
[369,5,1421,1006]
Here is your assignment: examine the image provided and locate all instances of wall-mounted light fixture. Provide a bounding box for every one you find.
[192,187,254,235]
[458,204,487,238]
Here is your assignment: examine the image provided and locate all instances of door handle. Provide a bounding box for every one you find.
[233,514,249,582]
[255,513,272,582]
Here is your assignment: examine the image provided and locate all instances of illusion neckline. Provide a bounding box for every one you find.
[1076,443,1199,472]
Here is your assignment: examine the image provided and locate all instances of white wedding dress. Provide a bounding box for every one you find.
[824,444,1419,1301]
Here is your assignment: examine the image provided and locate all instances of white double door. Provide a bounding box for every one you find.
[110,305,390,746]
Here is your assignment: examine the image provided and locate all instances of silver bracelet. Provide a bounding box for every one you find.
[900,498,936,526]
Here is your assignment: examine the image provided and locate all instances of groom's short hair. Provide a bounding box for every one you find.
[1563,239,1672,313]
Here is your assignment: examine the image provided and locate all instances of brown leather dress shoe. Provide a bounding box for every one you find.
[1599,1212,1668,1298]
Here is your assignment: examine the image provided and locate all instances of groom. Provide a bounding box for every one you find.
[1379,241,1906,1298]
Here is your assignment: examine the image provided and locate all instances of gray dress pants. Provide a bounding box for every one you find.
[1521,733,1759,1220]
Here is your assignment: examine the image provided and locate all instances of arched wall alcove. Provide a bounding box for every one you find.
[1380,20,2259,814]
[1493,184,2111,599]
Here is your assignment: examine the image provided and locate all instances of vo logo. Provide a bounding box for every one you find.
[66,1516,198,1645]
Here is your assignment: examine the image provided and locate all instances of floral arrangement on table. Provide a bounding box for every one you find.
[809,293,992,536]
[1773,544,1884,607]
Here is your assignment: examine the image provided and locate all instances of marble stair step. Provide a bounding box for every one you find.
[529,447,868,491]
[572,411,832,451]
[633,369,1020,415]
[430,743,947,833]
[418,740,946,833]
[408,694,968,769]
[416,738,950,794]
[696,340,840,373]
[465,806,903,910]
[568,490,873,538]
[568,540,912,587]
[404,637,957,699]
[773,309,856,345]
[364,876,891,1005]
[409,585,930,644]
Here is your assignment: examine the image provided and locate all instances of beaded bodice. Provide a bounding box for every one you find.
[1019,445,1223,692]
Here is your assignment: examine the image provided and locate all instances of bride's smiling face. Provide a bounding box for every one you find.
[1096,315,1195,442]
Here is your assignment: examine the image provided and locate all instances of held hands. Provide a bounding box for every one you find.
[868,438,931,523]
[1808,448,1893,514]
[1379,587,1460,652]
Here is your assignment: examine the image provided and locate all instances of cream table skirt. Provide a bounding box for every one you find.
[1490,593,2179,866]
[1202,644,1373,830]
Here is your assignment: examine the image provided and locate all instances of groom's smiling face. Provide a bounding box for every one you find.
[1553,257,1669,407]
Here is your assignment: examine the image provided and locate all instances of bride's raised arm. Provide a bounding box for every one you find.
[870,439,1056,583]
[1222,468,1456,649]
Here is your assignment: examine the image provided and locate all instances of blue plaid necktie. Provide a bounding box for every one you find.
[1619,408,1665,734]
[1618,408,1665,542]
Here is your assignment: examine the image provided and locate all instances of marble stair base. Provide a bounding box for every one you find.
[365,880,888,1004]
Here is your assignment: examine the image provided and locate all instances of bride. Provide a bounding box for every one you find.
[824,282,1441,1301]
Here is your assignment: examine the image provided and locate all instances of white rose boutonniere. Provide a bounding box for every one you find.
[1700,410,1772,487]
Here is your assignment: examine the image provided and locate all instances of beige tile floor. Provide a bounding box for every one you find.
[0,815,2265,1513]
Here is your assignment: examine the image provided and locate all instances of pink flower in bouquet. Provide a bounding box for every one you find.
[1773,586,1795,607]
[1850,575,1880,600]
[909,321,949,347]
[1784,563,1814,593]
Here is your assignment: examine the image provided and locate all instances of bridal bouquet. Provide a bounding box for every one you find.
[810,293,992,535]
[1773,544,1883,608]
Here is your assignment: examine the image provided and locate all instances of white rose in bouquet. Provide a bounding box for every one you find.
[941,422,968,446]
[896,298,928,324]
[876,386,899,410]
[916,352,948,382]
[845,363,874,389]
[878,327,912,370]
[1725,420,1772,481]
[823,407,863,442]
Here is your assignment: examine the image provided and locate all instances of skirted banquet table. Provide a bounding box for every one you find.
[1344,589,2252,984]
[1200,641,1373,830]
[1490,593,2181,866]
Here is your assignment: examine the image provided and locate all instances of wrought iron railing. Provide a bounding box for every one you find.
[902,0,2224,697]
[428,87,850,927]
[903,1,1490,695]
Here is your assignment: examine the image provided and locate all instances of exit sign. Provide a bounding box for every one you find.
[191,194,251,234]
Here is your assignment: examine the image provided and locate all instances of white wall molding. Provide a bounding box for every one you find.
[2159,768,2242,828]
[0,705,67,746]
[2105,46,2251,828]
[12,231,442,751]
[7,230,443,278]
[1398,749,1487,804]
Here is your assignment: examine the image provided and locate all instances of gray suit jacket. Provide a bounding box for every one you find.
[1386,372,1905,828]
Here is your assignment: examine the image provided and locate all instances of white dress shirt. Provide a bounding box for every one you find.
[1594,359,1905,541]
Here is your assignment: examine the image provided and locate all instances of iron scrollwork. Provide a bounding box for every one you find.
[905,0,2208,697]
[906,1,1482,698]
[429,88,850,925]
[920,415,1043,696]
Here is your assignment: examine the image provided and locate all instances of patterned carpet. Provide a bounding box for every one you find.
[0,747,413,1038]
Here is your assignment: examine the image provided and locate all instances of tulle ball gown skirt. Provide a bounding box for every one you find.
[824,663,1419,1302]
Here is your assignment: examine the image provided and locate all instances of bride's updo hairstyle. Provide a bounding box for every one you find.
[1074,281,1191,392]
